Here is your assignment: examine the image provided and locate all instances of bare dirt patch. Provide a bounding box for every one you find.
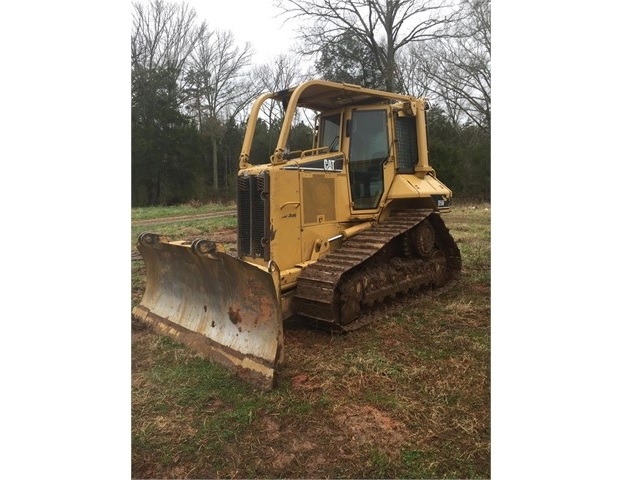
[334,404,408,457]
[131,207,490,479]
[206,227,237,244]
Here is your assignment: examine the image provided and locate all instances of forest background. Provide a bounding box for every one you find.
[131,0,491,206]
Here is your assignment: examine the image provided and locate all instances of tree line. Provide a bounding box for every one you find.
[132,0,490,206]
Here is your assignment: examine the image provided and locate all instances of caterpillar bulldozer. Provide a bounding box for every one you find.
[132,80,461,389]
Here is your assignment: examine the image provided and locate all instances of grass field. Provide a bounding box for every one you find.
[131,201,236,222]
[131,203,490,479]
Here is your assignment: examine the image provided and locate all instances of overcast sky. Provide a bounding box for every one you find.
[184,0,298,65]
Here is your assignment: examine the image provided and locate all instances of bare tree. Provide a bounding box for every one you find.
[275,0,458,92]
[254,54,305,96]
[132,0,206,95]
[185,30,260,191]
[131,0,208,204]
[249,55,312,157]
[252,55,306,125]
[413,0,490,133]
[397,46,432,98]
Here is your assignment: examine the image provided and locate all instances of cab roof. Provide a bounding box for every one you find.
[270,79,419,112]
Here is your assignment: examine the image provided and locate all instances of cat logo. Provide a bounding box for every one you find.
[323,159,336,171]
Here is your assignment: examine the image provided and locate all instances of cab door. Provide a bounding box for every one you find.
[346,109,389,210]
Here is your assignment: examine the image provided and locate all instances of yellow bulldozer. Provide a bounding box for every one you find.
[132,79,461,389]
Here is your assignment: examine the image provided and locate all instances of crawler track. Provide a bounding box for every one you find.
[292,209,461,330]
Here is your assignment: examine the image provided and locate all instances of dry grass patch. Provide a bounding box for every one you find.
[131,204,490,479]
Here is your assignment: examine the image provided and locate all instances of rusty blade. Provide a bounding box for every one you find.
[132,234,283,390]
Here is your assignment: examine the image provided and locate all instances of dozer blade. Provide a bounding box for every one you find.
[132,233,283,390]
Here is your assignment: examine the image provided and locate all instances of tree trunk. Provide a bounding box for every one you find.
[212,136,219,193]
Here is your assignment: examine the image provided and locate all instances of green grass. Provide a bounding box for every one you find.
[131,202,490,479]
[131,201,235,222]
[132,336,270,475]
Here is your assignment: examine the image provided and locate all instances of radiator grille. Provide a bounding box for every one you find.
[395,117,418,173]
[237,172,270,260]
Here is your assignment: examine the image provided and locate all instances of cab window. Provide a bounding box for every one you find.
[318,114,341,152]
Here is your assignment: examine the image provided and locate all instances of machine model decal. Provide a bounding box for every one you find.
[282,154,344,172]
